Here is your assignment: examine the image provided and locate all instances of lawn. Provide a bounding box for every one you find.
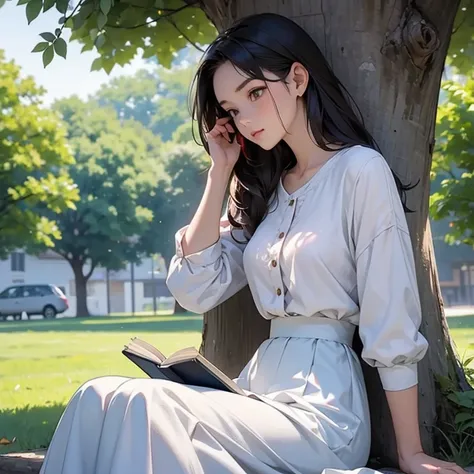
[0,312,472,454]
[0,313,203,454]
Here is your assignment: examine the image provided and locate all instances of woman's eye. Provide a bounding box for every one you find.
[249,87,265,101]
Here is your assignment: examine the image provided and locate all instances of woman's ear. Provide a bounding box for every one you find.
[289,62,309,97]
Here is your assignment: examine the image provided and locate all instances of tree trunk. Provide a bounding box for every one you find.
[199,0,463,467]
[71,260,90,317]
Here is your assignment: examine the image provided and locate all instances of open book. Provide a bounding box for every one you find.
[122,337,246,396]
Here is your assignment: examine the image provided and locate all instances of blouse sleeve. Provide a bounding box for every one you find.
[351,154,429,391]
[165,216,248,314]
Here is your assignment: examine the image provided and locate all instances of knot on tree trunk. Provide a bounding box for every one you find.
[382,1,440,82]
[401,5,440,70]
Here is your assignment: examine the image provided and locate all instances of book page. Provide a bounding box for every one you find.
[125,340,163,365]
[132,338,166,363]
[163,347,199,366]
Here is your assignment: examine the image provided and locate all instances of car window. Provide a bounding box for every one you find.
[24,286,42,297]
[0,288,10,299]
[6,287,23,298]
[39,285,53,296]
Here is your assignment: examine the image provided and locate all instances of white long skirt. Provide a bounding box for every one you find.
[40,318,375,474]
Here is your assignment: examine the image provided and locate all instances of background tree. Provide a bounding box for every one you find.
[32,97,167,316]
[431,77,474,248]
[11,0,473,466]
[429,4,474,311]
[96,63,196,140]
[0,50,79,260]
[137,141,208,313]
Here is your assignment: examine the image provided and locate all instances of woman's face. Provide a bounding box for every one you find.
[212,61,302,150]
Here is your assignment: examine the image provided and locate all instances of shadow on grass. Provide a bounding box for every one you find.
[0,314,203,334]
[0,403,66,454]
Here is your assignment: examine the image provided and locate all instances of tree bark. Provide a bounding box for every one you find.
[199,0,463,467]
[71,260,90,317]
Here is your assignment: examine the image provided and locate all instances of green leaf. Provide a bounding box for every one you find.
[72,14,86,29]
[0,0,5,8]
[100,0,111,15]
[26,0,43,24]
[90,57,103,71]
[17,0,30,6]
[40,32,56,42]
[54,38,67,58]
[102,58,115,74]
[31,41,50,52]
[97,12,107,29]
[42,0,54,11]
[95,34,106,48]
[81,42,94,53]
[455,412,474,424]
[90,28,99,41]
[55,0,67,14]
[42,45,54,67]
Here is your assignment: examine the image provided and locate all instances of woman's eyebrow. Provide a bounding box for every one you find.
[219,78,256,106]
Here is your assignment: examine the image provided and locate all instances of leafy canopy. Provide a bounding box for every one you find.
[430,78,474,247]
[14,0,216,72]
[0,50,79,259]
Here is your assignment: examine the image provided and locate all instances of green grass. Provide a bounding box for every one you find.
[0,313,202,453]
[0,312,472,454]
[445,315,474,363]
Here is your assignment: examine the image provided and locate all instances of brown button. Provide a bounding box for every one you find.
[271,260,277,267]
[276,288,282,296]
[289,199,295,206]
[278,232,285,239]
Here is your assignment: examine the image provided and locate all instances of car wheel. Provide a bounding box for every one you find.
[0,314,6,322]
[43,306,57,319]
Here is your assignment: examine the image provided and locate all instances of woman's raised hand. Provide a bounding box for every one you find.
[205,117,241,170]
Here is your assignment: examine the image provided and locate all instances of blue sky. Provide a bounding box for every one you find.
[0,1,147,104]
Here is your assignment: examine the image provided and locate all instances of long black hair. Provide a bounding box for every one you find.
[192,13,413,240]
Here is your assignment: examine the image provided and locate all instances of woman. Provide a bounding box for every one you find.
[40,13,466,474]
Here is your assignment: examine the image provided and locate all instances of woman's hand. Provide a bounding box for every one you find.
[205,117,241,170]
[399,451,468,474]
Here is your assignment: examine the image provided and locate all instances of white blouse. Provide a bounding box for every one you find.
[166,145,429,392]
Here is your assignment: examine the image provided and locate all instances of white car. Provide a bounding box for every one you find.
[0,284,69,321]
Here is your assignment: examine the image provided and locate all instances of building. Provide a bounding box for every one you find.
[0,250,174,317]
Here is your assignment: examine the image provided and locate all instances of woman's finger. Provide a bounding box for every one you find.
[225,123,235,133]
[214,124,231,142]
[451,465,468,474]
[207,128,221,139]
[216,116,231,125]
[441,467,465,474]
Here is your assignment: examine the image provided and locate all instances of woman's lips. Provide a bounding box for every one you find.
[251,129,264,138]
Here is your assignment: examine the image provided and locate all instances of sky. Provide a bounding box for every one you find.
[0,1,148,104]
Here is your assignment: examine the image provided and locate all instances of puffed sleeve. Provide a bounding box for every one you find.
[351,154,429,391]
[165,216,248,314]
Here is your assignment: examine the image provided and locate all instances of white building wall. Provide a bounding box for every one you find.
[0,250,170,317]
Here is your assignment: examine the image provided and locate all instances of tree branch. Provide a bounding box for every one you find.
[107,1,200,30]
[58,0,84,39]
[84,259,98,280]
[166,16,205,53]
